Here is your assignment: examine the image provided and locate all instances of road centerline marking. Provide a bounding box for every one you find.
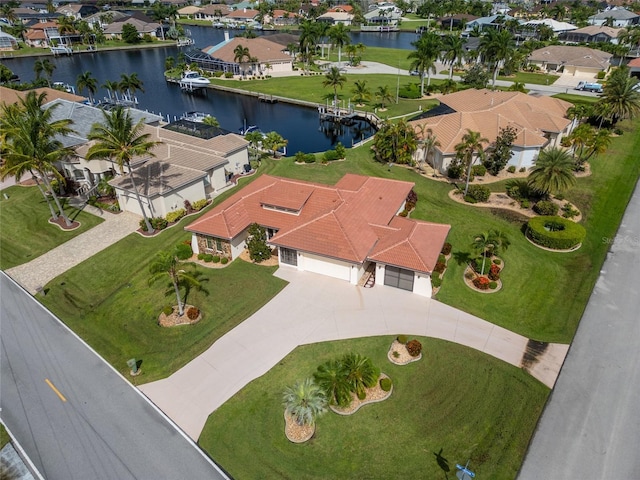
[45,379,67,402]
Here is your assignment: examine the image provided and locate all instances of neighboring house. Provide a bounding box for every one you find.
[177,5,202,18]
[409,89,573,174]
[363,8,402,26]
[561,25,622,44]
[438,14,478,30]
[24,20,60,47]
[186,174,451,297]
[103,17,162,39]
[221,8,260,25]
[0,30,18,50]
[528,45,612,76]
[56,4,99,20]
[464,14,515,32]
[194,4,232,21]
[84,10,129,29]
[629,56,640,78]
[266,9,301,26]
[316,11,354,25]
[189,35,293,76]
[11,7,60,23]
[523,18,578,33]
[588,7,640,27]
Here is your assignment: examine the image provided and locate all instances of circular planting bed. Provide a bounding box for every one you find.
[284,411,315,443]
[330,374,393,416]
[388,340,422,365]
[463,257,504,293]
[526,216,586,252]
[158,304,202,327]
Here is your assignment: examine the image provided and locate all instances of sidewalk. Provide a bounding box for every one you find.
[139,267,569,440]
[5,205,140,294]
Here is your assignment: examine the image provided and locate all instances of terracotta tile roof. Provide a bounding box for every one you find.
[569,25,622,37]
[203,37,291,64]
[528,45,612,69]
[410,89,571,154]
[0,86,85,106]
[628,57,640,67]
[186,174,450,271]
[223,9,259,19]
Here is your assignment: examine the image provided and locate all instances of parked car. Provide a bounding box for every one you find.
[409,70,422,76]
[575,81,603,93]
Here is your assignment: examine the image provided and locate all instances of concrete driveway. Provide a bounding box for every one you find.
[139,268,568,440]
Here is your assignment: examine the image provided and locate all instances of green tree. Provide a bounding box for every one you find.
[76,71,98,104]
[246,222,271,262]
[121,23,140,44]
[343,353,380,399]
[462,63,489,89]
[584,129,612,162]
[527,147,576,195]
[323,66,347,107]
[119,73,144,103]
[202,115,220,127]
[414,124,440,170]
[351,79,371,106]
[233,44,252,76]
[298,19,319,70]
[484,125,517,175]
[102,79,120,102]
[314,359,351,407]
[282,378,327,426]
[375,84,394,109]
[479,28,515,87]
[33,58,55,86]
[372,119,418,165]
[454,129,489,196]
[441,34,465,79]
[471,230,510,275]
[599,66,640,124]
[408,32,442,95]
[86,106,160,233]
[328,23,350,67]
[0,91,75,226]
[0,64,15,83]
[148,245,204,317]
[262,131,288,157]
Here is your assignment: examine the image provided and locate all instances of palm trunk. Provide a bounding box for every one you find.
[32,173,58,220]
[40,175,72,226]
[338,46,342,68]
[420,75,425,97]
[172,278,184,316]
[492,63,499,87]
[128,170,154,233]
[463,154,474,197]
[449,63,454,79]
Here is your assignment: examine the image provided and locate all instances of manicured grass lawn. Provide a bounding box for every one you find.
[38,177,287,383]
[0,186,104,270]
[208,73,439,118]
[326,46,413,68]
[552,93,599,105]
[497,71,559,85]
[199,336,549,480]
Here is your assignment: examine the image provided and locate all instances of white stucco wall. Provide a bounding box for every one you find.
[157,181,207,217]
[231,234,246,259]
[299,252,353,281]
[210,166,229,191]
[225,149,250,174]
[508,146,539,170]
[413,273,432,297]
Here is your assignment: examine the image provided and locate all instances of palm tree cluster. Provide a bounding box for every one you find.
[453,129,489,196]
[471,230,510,276]
[0,91,75,226]
[599,66,640,125]
[100,73,145,104]
[313,353,381,407]
[372,119,418,166]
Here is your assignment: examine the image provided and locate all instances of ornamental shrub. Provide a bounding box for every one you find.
[488,263,501,281]
[192,199,208,211]
[534,200,559,216]
[526,216,586,250]
[397,334,408,344]
[466,184,491,203]
[224,72,234,78]
[197,253,205,260]
[507,165,516,173]
[492,258,501,265]
[175,243,193,260]
[471,164,487,176]
[438,254,446,264]
[221,257,229,264]
[406,339,422,357]
[162,305,173,316]
[304,153,316,163]
[323,149,340,162]
[335,142,346,159]
[166,208,186,223]
[151,217,168,230]
[489,281,497,289]
[448,162,464,179]
[212,255,220,263]
[562,203,579,219]
[357,390,367,400]
[203,253,213,262]
[295,151,307,163]
[465,270,475,280]
[473,276,491,290]
[431,275,442,288]
[441,242,452,255]
[521,199,530,208]
[464,195,478,204]
[186,306,200,320]
[380,377,392,392]
[434,262,446,274]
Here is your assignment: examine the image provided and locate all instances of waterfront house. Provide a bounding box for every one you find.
[629,57,640,79]
[103,15,162,40]
[186,174,451,297]
[265,9,302,26]
[316,11,355,25]
[56,4,99,20]
[24,20,60,48]
[0,31,18,50]
[527,45,612,76]
[193,4,233,22]
[409,89,573,174]
[523,18,578,34]
[560,25,622,44]
[588,7,639,27]
[221,8,260,26]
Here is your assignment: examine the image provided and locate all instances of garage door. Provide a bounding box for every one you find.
[303,253,351,281]
[384,266,414,291]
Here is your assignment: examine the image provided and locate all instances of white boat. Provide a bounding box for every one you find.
[50,45,73,55]
[181,111,210,123]
[180,71,210,86]
[52,82,75,94]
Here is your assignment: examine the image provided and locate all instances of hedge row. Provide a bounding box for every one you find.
[527,216,586,250]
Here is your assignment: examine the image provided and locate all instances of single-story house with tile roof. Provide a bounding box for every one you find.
[316,11,354,25]
[265,9,302,26]
[186,174,450,296]
[177,5,203,17]
[103,17,162,39]
[221,8,259,24]
[561,25,622,44]
[24,20,60,47]
[588,7,639,27]
[193,4,233,21]
[629,57,640,78]
[528,45,612,76]
[190,36,293,76]
[409,89,573,174]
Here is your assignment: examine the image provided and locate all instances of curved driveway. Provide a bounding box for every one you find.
[140,268,568,440]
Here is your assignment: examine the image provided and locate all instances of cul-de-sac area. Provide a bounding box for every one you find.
[1,3,640,477]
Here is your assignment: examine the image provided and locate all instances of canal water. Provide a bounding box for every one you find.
[1,25,416,153]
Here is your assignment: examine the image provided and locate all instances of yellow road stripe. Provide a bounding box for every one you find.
[45,378,67,403]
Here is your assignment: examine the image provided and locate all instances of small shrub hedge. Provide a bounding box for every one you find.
[221,257,229,264]
[489,281,498,290]
[380,377,392,392]
[203,253,213,262]
[527,216,586,250]
[441,242,452,255]
[466,184,491,203]
[434,262,446,274]
[406,339,422,357]
[431,274,442,288]
[438,254,446,264]
[212,255,221,263]
[197,253,205,260]
[533,200,559,216]
[166,208,187,223]
[471,164,486,176]
[192,199,208,211]
[398,83,421,99]
[562,203,579,219]
[507,165,516,173]
[175,243,193,260]
[397,334,408,344]
[473,276,490,290]
[488,263,501,281]
[162,305,174,316]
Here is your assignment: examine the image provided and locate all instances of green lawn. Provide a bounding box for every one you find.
[0,186,104,270]
[497,71,560,85]
[199,336,549,480]
[38,178,287,383]
[552,93,600,105]
[0,423,9,449]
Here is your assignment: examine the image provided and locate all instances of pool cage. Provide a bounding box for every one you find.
[184,49,241,76]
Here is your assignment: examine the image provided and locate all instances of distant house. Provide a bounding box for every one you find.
[438,14,478,30]
[24,20,60,48]
[523,18,578,34]
[528,45,612,76]
[0,31,18,50]
[103,16,162,40]
[629,57,640,79]
[561,25,622,44]
[84,10,129,30]
[464,14,515,32]
[177,5,202,18]
[186,174,451,297]
[194,4,232,21]
[588,7,640,27]
[409,89,573,174]
[316,11,354,25]
[188,35,293,76]
[266,9,301,26]
[56,4,99,20]
[221,8,260,25]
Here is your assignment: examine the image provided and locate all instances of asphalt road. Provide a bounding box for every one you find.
[0,273,229,480]
[518,185,640,478]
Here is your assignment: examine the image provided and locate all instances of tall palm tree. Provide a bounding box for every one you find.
[375,84,394,109]
[528,147,576,195]
[119,73,144,103]
[409,32,442,95]
[76,71,98,104]
[323,66,347,107]
[148,248,203,316]
[233,44,251,76]
[33,59,55,86]
[479,29,515,87]
[262,131,288,157]
[86,106,160,233]
[599,66,640,124]
[567,123,593,164]
[282,378,327,426]
[0,91,75,226]
[102,79,120,102]
[441,34,465,79]
[328,23,350,68]
[298,19,318,70]
[584,129,612,162]
[414,125,440,170]
[314,359,351,407]
[471,230,510,275]
[454,129,489,196]
[351,79,371,106]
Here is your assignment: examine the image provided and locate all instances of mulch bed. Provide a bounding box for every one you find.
[284,412,316,443]
[463,257,504,294]
[49,216,80,230]
[158,304,202,327]
[330,373,392,416]
[388,341,422,365]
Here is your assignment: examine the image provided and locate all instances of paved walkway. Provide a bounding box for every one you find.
[139,268,569,440]
[5,205,140,294]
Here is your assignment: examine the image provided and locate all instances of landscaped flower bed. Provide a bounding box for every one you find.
[464,256,503,293]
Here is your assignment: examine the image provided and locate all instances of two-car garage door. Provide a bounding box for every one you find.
[302,253,352,281]
[384,265,415,292]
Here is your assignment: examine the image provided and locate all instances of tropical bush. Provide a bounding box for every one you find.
[562,203,579,219]
[466,185,491,203]
[471,164,487,177]
[473,276,491,290]
[282,378,327,426]
[379,377,392,392]
[175,243,193,260]
[162,305,173,316]
[246,223,272,262]
[197,253,205,260]
[507,165,516,173]
[526,216,586,250]
[533,200,559,216]
[438,254,446,264]
[334,142,346,159]
[221,257,229,265]
[489,281,498,289]
[434,262,446,274]
[212,255,220,263]
[431,274,442,288]
[441,242,452,255]
[152,217,168,230]
[398,83,421,99]
[323,149,340,162]
[191,199,208,211]
[166,208,186,224]
[406,339,422,357]
[488,263,501,281]
[203,253,213,262]
[447,161,464,179]
[397,334,408,344]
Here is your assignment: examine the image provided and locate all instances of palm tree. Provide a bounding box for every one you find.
[119,73,144,103]
[441,34,465,79]
[343,353,379,399]
[599,66,640,124]
[479,29,515,87]
[414,125,440,170]
[471,230,510,275]
[528,147,576,195]
[584,129,612,162]
[202,115,220,127]
[328,23,350,68]
[0,91,75,226]
[408,32,442,95]
[233,44,251,76]
[298,20,318,70]
[102,79,120,102]
[56,15,76,36]
[76,71,98,104]
[262,131,288,157]
[33,59,55,86]
[375,84,394,109]
[314,359,351,407]
[567,123,593,164]
[282,378,327,426]
[351,79,371,106]
[323,66,347,107]
[148,247,203,316]
[454,129,489,196]
[86,106,160,233]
